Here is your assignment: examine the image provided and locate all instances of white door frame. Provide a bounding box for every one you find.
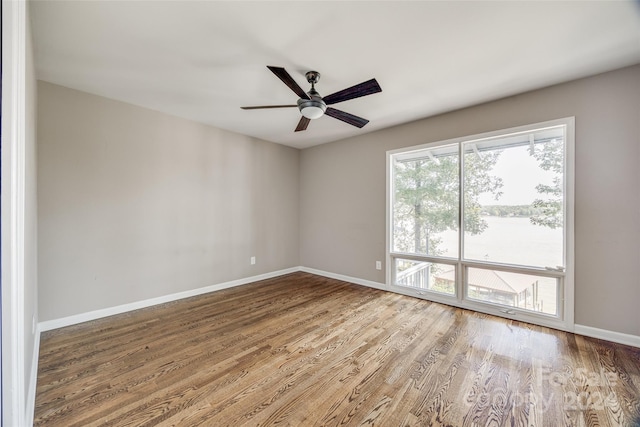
[2,0,28,425]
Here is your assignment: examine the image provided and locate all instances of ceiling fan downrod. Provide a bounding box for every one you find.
[298,71,326,119]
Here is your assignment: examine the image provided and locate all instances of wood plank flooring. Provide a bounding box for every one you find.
[35,272,640,426]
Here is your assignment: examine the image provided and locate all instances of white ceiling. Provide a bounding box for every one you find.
[31,1,640,149]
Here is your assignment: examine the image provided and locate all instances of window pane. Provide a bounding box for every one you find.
[394,259,456,296]
[392,144,459,258]
[462,127,564,268]
[466,267,558,316]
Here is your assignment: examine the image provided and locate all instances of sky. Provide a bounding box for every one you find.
[477,145,557,206]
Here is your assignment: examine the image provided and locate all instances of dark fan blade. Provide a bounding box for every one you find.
[295,116,310,132]
[267,66,309,100]
[325,107,369,128]
[322,78,381,105]
[241,105,297,110]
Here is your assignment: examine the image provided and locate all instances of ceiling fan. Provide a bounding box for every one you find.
[241,66,382,132]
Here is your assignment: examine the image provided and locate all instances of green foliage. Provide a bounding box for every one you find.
[393,149,503,255]
[530,139,564,229]
[463,151,504,236]
[481,204,543,217]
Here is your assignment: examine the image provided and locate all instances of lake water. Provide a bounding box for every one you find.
[436,216,563,268]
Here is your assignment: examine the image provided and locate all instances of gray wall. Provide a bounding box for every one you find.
[300,65,640,337]
[38,82,300,321]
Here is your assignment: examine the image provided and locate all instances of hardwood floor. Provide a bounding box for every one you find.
[35,272,640,426]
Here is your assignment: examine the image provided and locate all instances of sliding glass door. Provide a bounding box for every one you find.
[388,118,573,329]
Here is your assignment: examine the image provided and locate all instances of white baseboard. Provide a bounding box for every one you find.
[299,266,388,291]
[39,267,300,332]
[574,324,640,348]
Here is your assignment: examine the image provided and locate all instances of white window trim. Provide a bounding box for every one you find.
[386,118,575,332]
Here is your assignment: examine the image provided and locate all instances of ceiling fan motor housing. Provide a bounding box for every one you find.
[298,91,326,119]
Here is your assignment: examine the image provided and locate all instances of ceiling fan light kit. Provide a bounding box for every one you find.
[299,102,326,119]
[241,66,382,132]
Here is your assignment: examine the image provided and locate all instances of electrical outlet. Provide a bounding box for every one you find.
[376,261,382,270]
[250,256,256,265]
